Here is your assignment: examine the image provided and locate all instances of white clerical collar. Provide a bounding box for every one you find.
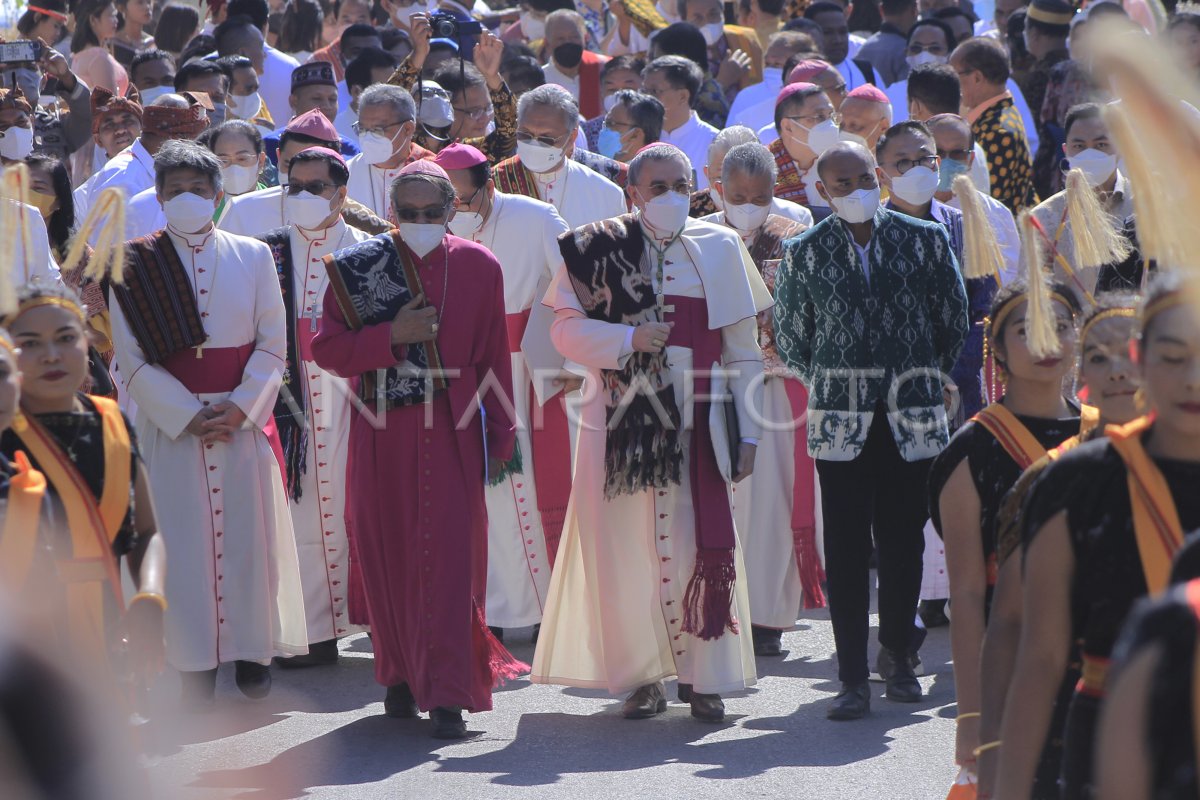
[297,217,345,242]
[534,159,567,184]
[167,224,216,249]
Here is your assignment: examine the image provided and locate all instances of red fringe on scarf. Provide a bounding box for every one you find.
[680,550,740,641]
[794,525,827,609]
[475,605,529,686]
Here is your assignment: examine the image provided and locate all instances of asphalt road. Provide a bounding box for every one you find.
[142,603,960,800]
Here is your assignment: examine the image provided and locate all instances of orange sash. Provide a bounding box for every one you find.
[11,395,132,654]
[1108,416,1184,596]
[973,403,1049,470]
[0,451,46,586]
[1185,579,1200,780]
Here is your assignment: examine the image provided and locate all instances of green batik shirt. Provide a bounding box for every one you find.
[773,208,969,462]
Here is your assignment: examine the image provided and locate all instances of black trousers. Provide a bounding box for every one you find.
[815,407,931,684]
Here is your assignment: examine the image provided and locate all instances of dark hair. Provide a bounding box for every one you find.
[933,6,977,26]
[174,59,227,92]
[650,23,709,72]
[227,0,270,30]
[154,4,200,53]
[875,120,933,161]
[462,160,492,190]
[278,0,325,53]
[643,53,704,105]
[179,34,217,66]
[1063,102,1104,140]
[207,118,264,154]
[215,54,254,80]
[130,48,175,81]
[1007,9,1031,60]
[279,129,339,152]
[526,0,575,11]
[1168,6,1200,32]
[430,61,485,100]
[602,54,645,79]
[213,14,261,53]
[288,147,350,185]
[803,1,846,20]
[783,16,824,37]
[23,153,73,258]
[926,111,975,148]
[738,0,786,15]
[907,17,956,48]
[773,83,823,132]
[17,0,66,37]
[340,22,379,46]
[1025,15,1070,37]
[614,89,665,143]
[500,55,545,93]
[71,0,112,53]
[345,47,398,91]
[881,0,916,16]
[953,37,1010,85]
[987,279,1081,367]
[907,63,960,114]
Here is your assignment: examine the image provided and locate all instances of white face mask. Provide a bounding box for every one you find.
[221,163,259,195]
[700,22,724,46]
[639,190,690,236]
[228,91,262,119]
[1067,148,1118,187]
[792,118,840,156]
[398,222,445,257]
[724,201,771,233]
[603,93,620,113]
[162,192,216,233]
[360,131,404,165]
[905,51,947,71]
[520,11,545,40]
[139,85,171,104]
[829,187,881,224]
[762,67,783,87]
[0,126,33,160]
[447,209,484,237]
[286,190,335,229]
[516,139,565,173]
[888,165,939,206]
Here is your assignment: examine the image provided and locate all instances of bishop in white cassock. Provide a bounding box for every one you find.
[256,147,373,666]
[435,143,572,635]
[491,85,626,230]
[108,141,307,703]
[531,145,769,723]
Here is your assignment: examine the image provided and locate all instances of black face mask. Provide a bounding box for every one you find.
[553,42,584,69]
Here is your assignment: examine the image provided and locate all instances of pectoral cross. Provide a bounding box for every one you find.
[657,292,675,315]
[195,338,207,359]
[308,303,320,333]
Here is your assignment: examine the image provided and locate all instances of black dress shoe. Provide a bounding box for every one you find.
[689,692,725,723]
[275,639,339,669]
[431,707,468,739]
[877,647,922,703]
[180,668,218,711]
[827,681,871,721]
[622,682,667,719]
[384,683,419,718]
[488,626,504,642]
[919,599,950,628]
[234,660,272,699]
[677,682,693,703]
[752,625,783,657]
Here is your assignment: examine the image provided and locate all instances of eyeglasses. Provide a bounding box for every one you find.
[287,180,339,195]
[887,154,939,173]
[516,129,570,147]
[352,119,410,137]
[936,147,972,162]
[639,180,693,197]
[455,184,485,207]
[906,44,947,55]
[395,205,451,222]
[453,104,494,122]
[786,110,839,126]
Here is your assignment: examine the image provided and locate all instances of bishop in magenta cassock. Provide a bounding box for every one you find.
[531,144,771,723]
[311,160,526,739]
[433,143,573,637]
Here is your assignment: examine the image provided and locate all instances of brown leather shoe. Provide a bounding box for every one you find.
[689,692,725,723]
[622,682,667,719]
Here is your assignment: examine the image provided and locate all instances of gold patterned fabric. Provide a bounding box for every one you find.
[972,96,1037,213]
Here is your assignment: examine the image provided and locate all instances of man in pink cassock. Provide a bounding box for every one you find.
[310,159,526,740]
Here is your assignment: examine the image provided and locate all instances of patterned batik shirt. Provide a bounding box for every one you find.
[972,95,1037,214]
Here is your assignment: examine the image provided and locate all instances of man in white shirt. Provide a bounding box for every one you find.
[541,10,588,102]
[907,64,993,196]
[642,55,718,189]
[225,0,300,124]
[727,31,816,131]
[338,48,401,143]
[345,84,418,220]
[491,84,626,229]
[803,1,879,91]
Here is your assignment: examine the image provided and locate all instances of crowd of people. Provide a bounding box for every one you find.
[0,0,1199,797]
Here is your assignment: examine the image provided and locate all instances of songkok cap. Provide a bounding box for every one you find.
[0,85,32,115]
[296,145,346,165]
[1027,0,1077,26]
[416,80,455,128]
[432,142,487,170]
[291,61,337,91]
[400,159,450,180]
[90,86,143,134]
[788,59,831,84]
[285,108,340,143]
[776,82,819,107]
[142,93,210,136]
[846,84,890,104]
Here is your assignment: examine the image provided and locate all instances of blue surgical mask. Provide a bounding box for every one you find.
[597,126,624,160]
[937,157,971,192]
